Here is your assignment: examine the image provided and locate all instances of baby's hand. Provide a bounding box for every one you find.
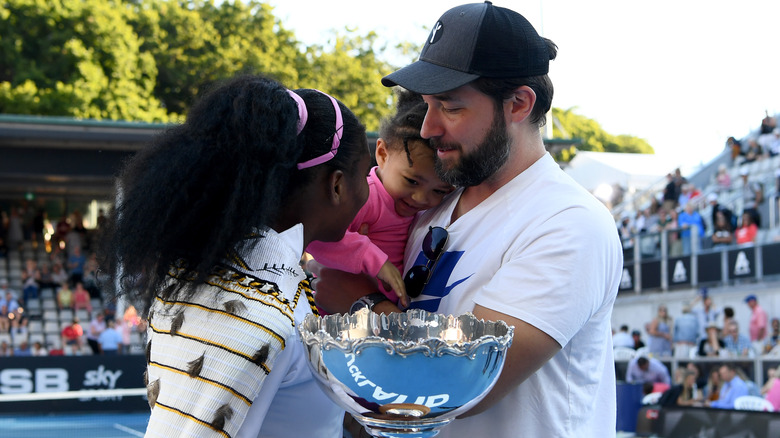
[377,261,408,309]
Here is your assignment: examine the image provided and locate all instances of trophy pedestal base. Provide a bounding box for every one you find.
[359,414,452,438]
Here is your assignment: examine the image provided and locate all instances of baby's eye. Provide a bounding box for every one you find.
[404,177,418,186]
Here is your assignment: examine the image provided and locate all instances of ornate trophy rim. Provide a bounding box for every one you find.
[299,308,514,358]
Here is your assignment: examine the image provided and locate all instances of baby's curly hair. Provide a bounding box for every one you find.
[378,89,432,167]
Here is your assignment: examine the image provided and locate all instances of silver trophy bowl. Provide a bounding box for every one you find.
[298,308,514,438]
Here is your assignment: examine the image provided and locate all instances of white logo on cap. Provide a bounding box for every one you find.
[429,22,443,44]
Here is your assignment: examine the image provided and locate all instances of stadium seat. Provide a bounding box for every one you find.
[27,320,43,334]
[59,309,73,322]
[42,309,58,321]
[43,321,60,334]
[734,395,774,412]
[613,347,637,361]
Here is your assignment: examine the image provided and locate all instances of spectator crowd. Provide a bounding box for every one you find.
[0,204,146,357]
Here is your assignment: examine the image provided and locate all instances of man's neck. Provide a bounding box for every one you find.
[451,135,545,223]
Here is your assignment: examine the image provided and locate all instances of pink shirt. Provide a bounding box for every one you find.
[766,378,780,411]
[750,304,768,341]
[306,167,414,303]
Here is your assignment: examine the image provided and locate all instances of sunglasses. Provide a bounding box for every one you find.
[404,226,448,298]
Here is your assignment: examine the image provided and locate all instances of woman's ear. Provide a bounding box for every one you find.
[375,138,390,168]
[327,169,346,206]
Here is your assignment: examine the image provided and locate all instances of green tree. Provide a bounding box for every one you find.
[0,0,168,121]
[130,0,304,117]
[298,31,395,132]
[551,107,653,161]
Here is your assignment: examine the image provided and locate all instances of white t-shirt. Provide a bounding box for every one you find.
[404,153,622,438]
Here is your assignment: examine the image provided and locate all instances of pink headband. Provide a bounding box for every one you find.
[286,89,344,170]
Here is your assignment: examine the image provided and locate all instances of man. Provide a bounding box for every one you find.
[613,325,634,349]
[707,363,749,409]
[632,330,646,350]
[673,306,699,357]
[690,290,719,342]
[745,294,768,352]
[722,320,753,357]
[626,356,671,386]
[97,319,123,356]
[315,3,623,436]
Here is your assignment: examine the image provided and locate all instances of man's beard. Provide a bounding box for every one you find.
[432,109,511,187]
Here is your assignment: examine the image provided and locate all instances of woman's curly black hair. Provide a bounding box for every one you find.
[378,89,431,167]
[98,74,366,314]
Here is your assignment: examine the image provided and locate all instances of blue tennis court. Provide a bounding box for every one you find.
[0,412,149,438]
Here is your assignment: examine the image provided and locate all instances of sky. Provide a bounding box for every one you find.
[268,0,780,174]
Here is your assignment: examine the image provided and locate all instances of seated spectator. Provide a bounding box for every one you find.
[613,325,634,348]
[764,318,780,354]
[86,312,106,355]
[8,315,28,344]
[632,330,646,350]
[669,370,703,407]
[66,246,86,285]
[735,211,758,245]
[704,368,722,402]
[0,340,12,357]
[31,340,48,357]
[98,319,123,356]
[13,340,31,357]
[38,263,56,289]
[728,136,744,163]
[71,282,92,313]
[707,363,749,409]
[61,317,84,353]
[21,259,40,303]
[50,262,68,288]
[764,367,780,411]
[626,356,671,386]
[743,139,763,163]
[82,253,101,298]
[711,210,734,248]
[57,283,74,310]
[758,128,780,157]
[698,321,726,357]
[0,290,21,332]
[715,164,731,191]
[722,320,753,357]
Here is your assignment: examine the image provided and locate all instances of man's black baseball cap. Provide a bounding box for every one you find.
[382,1,552,94]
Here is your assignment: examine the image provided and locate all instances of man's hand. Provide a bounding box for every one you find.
[309,262,381,314]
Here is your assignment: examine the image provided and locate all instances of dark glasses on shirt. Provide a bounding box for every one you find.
[404,226,448,298]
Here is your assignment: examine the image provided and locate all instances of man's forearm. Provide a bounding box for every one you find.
[312,267,379,314]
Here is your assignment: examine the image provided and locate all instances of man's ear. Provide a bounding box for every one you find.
[375,138,389,168]
[327,169,346,206]
[508,86,536,123]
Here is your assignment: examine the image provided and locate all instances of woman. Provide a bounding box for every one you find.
[99,75,371,437]
[735,211,758,245]
[711,210,734,248]
[676,370,703,407]
[647,304,673,357]
[698,321,725,357]
[704,368,721,402]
